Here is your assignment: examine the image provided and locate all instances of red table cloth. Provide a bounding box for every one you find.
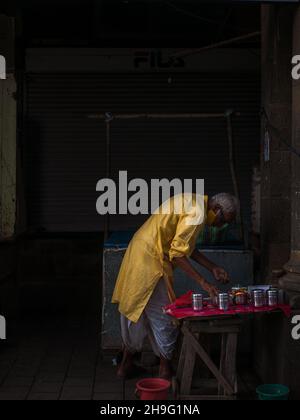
[164,302,291,319]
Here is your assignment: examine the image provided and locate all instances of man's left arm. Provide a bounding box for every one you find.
[190,249,230,284]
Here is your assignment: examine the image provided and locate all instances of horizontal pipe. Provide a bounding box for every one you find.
[88,112,241,120]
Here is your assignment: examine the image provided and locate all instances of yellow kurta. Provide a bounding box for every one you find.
[112,194,208,323]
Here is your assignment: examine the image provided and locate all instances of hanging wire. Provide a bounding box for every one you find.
[171,31,260,58]
[162,0,223,25]
[162,0,258,34]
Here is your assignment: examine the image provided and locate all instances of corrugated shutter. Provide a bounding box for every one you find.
[24,72,260,232]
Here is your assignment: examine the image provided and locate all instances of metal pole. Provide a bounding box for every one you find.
[226,110,245,246]
[104,113,113,241]
[88,112,241,120]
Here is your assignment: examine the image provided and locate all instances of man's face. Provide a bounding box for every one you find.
[209,204,235,228]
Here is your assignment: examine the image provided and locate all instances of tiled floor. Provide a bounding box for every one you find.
[0,316,149,400]
[0,317,259,400]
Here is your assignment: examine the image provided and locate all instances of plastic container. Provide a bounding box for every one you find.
[256,384,290,400]
[135,378,171,400]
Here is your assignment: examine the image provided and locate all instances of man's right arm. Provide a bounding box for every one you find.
[172,256,219,298]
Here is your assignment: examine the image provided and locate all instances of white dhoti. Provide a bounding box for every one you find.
[120,279,178,360]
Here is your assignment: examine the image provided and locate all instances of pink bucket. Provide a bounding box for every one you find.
[135,378,171,400]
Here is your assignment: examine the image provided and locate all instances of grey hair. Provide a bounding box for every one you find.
[210,193,240,216]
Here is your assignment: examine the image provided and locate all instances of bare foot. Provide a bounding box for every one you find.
[159,357,173,380]
[117,348,134,379]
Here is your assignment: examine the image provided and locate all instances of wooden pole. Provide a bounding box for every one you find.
[226,111,245,245]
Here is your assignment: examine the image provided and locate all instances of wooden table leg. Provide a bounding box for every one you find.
[182,325,234,395]
[224,332,238,395]
[218,333,227,396]
[180,336,196,396]
[176,332,187,384]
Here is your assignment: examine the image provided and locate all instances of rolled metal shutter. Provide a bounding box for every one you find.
[24,72,260,232]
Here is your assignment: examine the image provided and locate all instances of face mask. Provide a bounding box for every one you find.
[206,209,217,226]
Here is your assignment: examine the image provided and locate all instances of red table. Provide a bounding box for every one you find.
[165,303,291,320]
[165,303,291,400]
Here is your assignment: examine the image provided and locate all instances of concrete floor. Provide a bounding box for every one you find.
[0,314,260,400]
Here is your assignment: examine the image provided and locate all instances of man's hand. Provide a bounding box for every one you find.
[191,251,230,285]
[212,267,230,284]
[202,282,219,299]
[172,255,221,299]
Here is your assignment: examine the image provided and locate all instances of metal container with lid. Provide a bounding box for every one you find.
[267,288,279,307]
[192,294,203,311]
[235,291,248,305]
[231,286,248,305]
[252,289,265,308]
[218,293,230,311]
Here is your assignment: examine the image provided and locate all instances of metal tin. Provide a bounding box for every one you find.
[218,293,229,311]
[192,294,203,311]
[231,286,248,306]
[235,291,248,305]
[253,289,265,308]
[232,286,248,293]
[267,288,278,307]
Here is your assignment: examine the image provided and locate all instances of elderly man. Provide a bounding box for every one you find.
[112,193,239,379]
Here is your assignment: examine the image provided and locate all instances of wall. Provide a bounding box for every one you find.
[0,15,17,331]
[0,242,17,322]
[260,5,293,280]
[253,310,300,399]
[0,14,16,239]
[254,4,300,399]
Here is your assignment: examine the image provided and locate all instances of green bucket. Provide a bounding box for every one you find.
[256,384,290,400]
